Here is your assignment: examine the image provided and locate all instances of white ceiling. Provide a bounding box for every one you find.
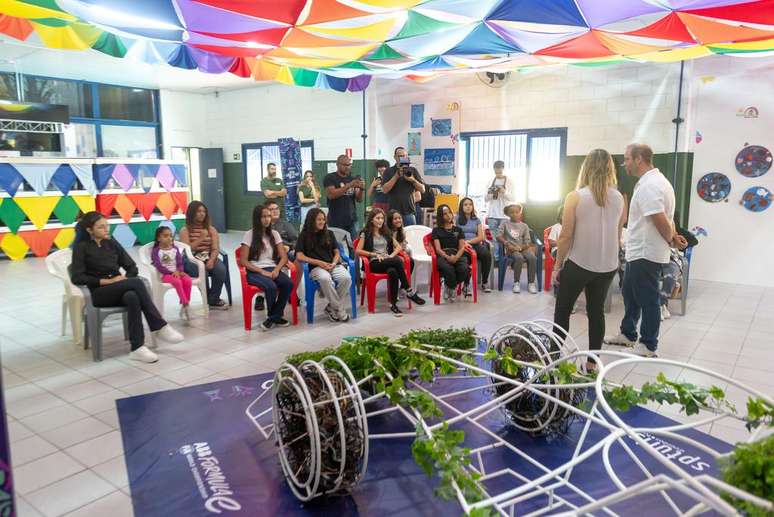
[0,36,261,93]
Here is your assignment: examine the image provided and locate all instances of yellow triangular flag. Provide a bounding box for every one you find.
[72,195,96,214]
[54,227,75,250]
[14,196,60,229]
[0,232,29,260]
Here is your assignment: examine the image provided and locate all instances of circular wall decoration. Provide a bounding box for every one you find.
[696,172,731,202]
[735,145,772,177]
[740,186,772,212]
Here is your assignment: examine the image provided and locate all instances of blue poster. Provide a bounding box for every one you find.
[424,148,455,177]
[408,132,421,156]
[431,118,452,136]
[278,138,302,224]
[410,104,424,128]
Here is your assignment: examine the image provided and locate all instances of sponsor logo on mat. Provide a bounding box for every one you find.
[179,442,241,514]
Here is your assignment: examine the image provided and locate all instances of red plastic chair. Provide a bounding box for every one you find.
[235,247,299,331]
[354,238,412,314]
[422,233,478,305]
[543,226,555,291]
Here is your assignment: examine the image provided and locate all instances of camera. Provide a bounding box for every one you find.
[404,169,413,178]
[488,185,500,199]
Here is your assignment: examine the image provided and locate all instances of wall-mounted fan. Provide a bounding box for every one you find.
[477,71,510,88]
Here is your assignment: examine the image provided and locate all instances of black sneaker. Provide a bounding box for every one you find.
[407,292,426,305]
[324,306,339,322]
[209,299,229,311]
[390,304,403,317]
[273,318,290,327]
[260,319,274,331]
[254,296,265,311]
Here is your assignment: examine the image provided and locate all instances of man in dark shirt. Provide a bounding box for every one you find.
[382,146,425,226]
[324,154,363,238]
[261,163,286,216]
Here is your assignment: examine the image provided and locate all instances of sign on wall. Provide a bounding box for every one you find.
[424,148,455,177]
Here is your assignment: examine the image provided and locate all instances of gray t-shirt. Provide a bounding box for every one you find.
[372,234,388,256]
[497,220,531,248]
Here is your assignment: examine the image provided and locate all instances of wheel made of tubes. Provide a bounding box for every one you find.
[272,358,368,501]
[488,322,586,436]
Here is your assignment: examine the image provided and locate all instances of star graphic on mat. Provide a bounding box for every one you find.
[230,385,256,398]
[203,389,222,402]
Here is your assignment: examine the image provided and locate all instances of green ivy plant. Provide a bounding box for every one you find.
[283,328,773,516]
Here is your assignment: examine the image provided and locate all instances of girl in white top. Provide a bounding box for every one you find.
[485,160,517,255]
[552,149,625,372]
[239,204,293,331]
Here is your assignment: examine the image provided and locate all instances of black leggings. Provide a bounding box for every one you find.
[470,242,491,284]
[437,254,470,290]
[553,260,616,358]
[91,277,166,350]
[369,257,410,304]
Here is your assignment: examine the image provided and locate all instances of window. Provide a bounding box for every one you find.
[243,140,315,193]
[62,123,97,157]
[461,128,566,211]
[101,125,158,158]
[98,85,155,121]
[23,77,93,117]
[0,72,18,101]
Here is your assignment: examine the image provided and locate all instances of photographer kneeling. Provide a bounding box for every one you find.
[382,146,425,226]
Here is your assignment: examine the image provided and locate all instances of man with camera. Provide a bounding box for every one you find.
[324,154,364,238]
[486,160,517,261]
[382,146,426,226]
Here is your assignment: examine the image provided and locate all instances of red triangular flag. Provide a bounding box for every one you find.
[20,229,59,257]
[96,194,119,218]
[126,193,162,221]
[171,191,189,214]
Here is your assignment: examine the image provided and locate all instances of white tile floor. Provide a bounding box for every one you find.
[1,232,772,516]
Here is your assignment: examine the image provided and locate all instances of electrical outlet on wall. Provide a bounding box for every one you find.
[233,152,241,161]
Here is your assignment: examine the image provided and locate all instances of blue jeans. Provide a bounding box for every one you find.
[184,256,226,306]
[402,213,417,226]
[246,268,293,322]
[487,218,507,261]
[620,259,663,350]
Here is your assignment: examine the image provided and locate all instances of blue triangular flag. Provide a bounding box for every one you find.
[0,163,25,196]
[51,164,78,196]
[94,164,116,191]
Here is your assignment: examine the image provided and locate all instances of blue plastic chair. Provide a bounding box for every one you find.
[302,242,358,323]
[497,230,543,292]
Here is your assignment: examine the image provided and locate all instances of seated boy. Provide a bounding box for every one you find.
[496,204,537,294]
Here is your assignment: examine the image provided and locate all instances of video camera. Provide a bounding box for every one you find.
[399,156,412,177]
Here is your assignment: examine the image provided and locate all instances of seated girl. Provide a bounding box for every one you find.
[356,208,425,317]
[296,208,352,322]
[496,204,537,294]
[456,197,492,293]
[239,204,293,331]
[151,226,192,322]
[70,212,183,363]
[431,204,471,302]
[547,205,563,258]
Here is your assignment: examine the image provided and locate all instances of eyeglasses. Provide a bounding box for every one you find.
[270,208,280,212]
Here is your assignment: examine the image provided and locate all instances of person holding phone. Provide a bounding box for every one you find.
[368,159,390,213]
[324,154,364,238]
[382,146,425,226]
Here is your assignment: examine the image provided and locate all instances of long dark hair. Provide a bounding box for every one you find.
[386,209,405,243]
[436,204,453,228]
[249,204,279,262]
[362,208,390,239]
[303,170,317,189]
[457,197,478,226]
[185,201,210,229]
[72,211,106,246]
[153,226,173,248]
[300,207,330,250]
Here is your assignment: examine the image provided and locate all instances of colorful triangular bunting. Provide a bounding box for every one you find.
[20,229,59,257]
[15,196,60,229]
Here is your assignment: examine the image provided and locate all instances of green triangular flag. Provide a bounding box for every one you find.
[129,220,162,245]
[334,61,370,70]
[0,198,26,233]
[393,11,459,40]
[30,17,71,28]
[290,68,319,87]
[92,32,127,58]
[22,0,64,11]
[367,43,403,61]
[53,196,81,226]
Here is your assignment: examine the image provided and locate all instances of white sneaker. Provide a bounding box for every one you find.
[129,345,158,363]
[482,283,492,293]
[632,342,657,357]
[180,305,190,322]
[528,283,537,294]
[604,333,636,347]
[156,324,184,344]
[512,283,521,294]
[660,305,671,320]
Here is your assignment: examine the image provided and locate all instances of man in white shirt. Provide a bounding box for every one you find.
[606,144,687,357]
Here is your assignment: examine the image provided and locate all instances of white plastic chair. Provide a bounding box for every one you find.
[45,248,84,345]
[138,242,209,317]
[404,225,433,294]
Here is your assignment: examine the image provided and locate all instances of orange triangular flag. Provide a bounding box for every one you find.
[678,12,774,44]
[301,0,371,26]
[114,194,137,223]
[170,191,188,214]
[20,228,59,257]
[126,193,161,221]
[156,193,177,220]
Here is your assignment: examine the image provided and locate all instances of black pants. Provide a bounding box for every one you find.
[91,277,166,350]
[470,242,491,284]
[369,257,410,304]
[553,260,616,357]
[437,254,470,290]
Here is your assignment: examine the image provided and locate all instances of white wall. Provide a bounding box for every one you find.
[202,85,364,163]
[686,56,774,287]
[159,89,209,157]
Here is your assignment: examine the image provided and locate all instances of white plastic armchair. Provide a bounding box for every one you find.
[404,225,433,294]
[45,248,84,345]
[138,242,209,317]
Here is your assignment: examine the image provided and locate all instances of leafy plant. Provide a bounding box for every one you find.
[719,434,774,517]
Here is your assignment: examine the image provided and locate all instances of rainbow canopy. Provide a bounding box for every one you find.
[2,0,774,91]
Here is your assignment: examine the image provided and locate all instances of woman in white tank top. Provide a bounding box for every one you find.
[552,149,626,372]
